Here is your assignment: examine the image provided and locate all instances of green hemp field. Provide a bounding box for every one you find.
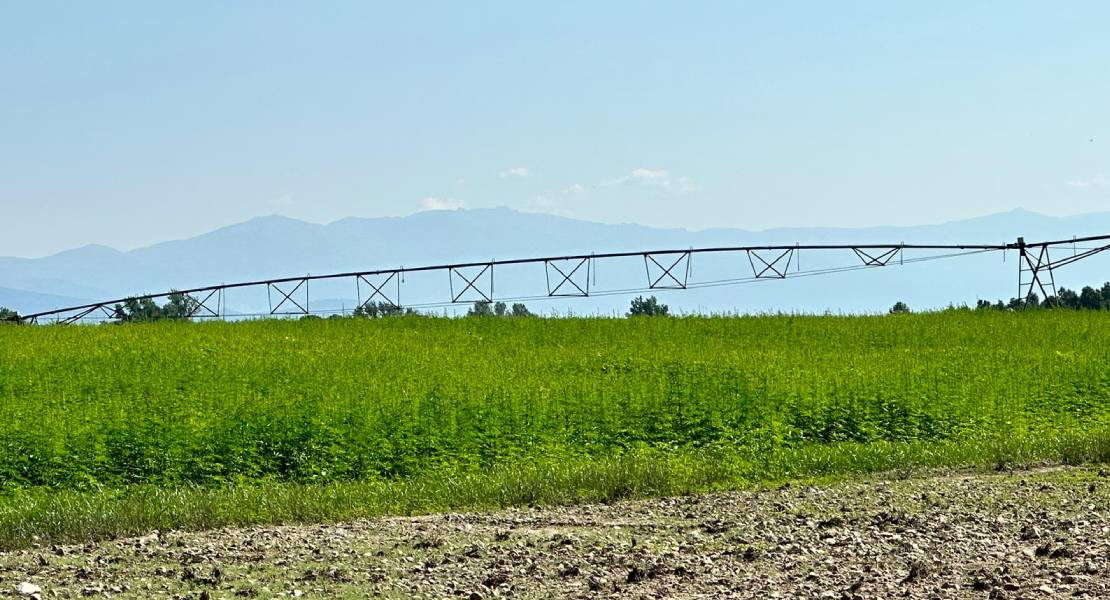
[2,311,1109,547]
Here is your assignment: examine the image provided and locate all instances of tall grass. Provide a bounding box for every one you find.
[1,311,1109,546]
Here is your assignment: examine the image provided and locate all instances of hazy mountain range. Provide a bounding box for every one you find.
[3,207,1110,317]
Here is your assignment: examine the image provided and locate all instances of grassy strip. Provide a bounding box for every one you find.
[2,430,1108,550]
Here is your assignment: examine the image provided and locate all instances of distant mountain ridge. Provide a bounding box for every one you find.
[3,207,1110,316]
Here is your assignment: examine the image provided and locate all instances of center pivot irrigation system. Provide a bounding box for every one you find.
[10,234,1110,324]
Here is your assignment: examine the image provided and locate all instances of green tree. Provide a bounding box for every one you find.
[889,301,911,314]
[1054,288,1080,309]
[354,301,404,318]
[982,281,1110,312]
[353,302,379,318]
[113,297,162,322]
[163,292,200,318]
[628,295,669,317]
[1079,286,1104,310]
[113,291,201,323]
[467,300,494,317]
[0,307,20,323]
[1013,292,1041,309]
[467,300,534,317]
[976,299,1008,311]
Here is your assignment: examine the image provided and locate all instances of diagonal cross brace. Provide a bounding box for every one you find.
[357,272,400,309]
[853,247,901,267]
[644,252,690,289]
[268,280,308,315]
[60,304,116,324]
[60,306,98,324]
[450,264,493,303]
[747,248,794,278]
[186,288,222,318]
[545,258,590,296]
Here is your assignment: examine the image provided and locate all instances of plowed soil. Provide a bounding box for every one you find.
[3,466,1109,599]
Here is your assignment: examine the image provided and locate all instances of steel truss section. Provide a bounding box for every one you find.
[187,288,223,318]
[268,279,309,315]
[356,271,401,310]
[59,303,116,325]
[644,251,691,289]
[545,257,591,297]
[747,248,795,279]
[449,264,493,303]
[853,246,902,267]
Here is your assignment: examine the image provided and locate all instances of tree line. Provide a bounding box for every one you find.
[976,282,1110,311]
[42,283,1110,323]
[887,282,1110,314]
[0,293,677,324]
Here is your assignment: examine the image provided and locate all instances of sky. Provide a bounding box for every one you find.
[1,1,1109,258]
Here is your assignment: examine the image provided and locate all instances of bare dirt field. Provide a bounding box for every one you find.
[3,465,1109,599]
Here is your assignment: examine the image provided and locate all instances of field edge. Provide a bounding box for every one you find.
[3,429,1109,550]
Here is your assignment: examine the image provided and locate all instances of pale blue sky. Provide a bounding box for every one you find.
[1,2,1108,257]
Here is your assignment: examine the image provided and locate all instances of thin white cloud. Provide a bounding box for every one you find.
[525,193,573,217]
[520,183,587,216]
[1067,174,1109,189]
[529,194,556,210]
[499,167,530,179]
[631,168,668,183]
[421,197,466,210]
[602,168,696,192]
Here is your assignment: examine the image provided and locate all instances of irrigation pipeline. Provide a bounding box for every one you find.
[12,234,1110,324]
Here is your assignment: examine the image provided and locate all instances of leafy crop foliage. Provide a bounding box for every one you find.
[2,311,1109,493]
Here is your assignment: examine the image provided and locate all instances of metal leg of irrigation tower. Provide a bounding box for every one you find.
[1014,236,1110,304]
[1016,237,1056,304]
